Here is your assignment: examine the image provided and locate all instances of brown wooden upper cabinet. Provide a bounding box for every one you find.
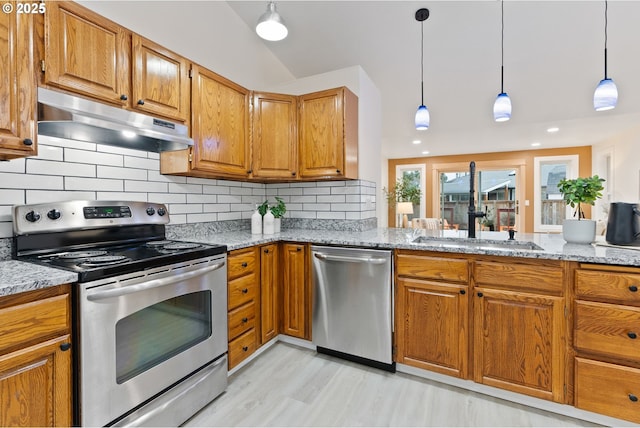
[298,87,358,180]
[43,1,189,123]
[0,10,38,159]
[251,92,298,179]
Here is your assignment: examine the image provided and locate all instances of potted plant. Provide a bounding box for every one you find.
[383,173,421,227]
[557,175,605,244]
[270,196,286,233]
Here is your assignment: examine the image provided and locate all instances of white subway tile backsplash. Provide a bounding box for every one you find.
[187,213,217,223]
[0,158,25,173]
[125,180,167,193]
[168,204,202,214]
[148,170,186,183]
[168,183,202,194]
[28,159,95,177]
[97,144,149,158]
[317,181,345,187]
[98,165,147,181]
[331,203,361,212]
[39,135,96,151]
[290,210,316,219]
[217,194,242,204]
[148,193,186,204]
[303,187,331,195]
[218,212,242,221]
[241,181,263,188]
[204,203,231,213]
[97,192,147,201]
[66,148,123,167]
[276,187,303,196]
[27,190,95,204]
[317,211,346,220]
[0,189,25,205]
[148,152,159,160]
[187,177,218,185]
[317,195,345,203]
[0,221,12,238]
[345,212,362,220]
[304,203,330,211]
[203,185,230,195]
[36,145,64,161]
[0,172,63,189]
[66,177,122,192]
[124,156,159,170]
[187,194,217,204]
[290,195,316,203]
[169,214,187,224]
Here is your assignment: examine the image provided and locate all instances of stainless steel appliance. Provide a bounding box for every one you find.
[311,245,395,372]
[606,202,640,246]
[12,200,228,427]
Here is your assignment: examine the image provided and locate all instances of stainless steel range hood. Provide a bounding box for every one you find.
[37,87,193,153]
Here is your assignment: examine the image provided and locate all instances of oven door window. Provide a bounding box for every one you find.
[115,291,212,384]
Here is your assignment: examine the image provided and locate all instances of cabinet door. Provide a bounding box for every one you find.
[190,64,250,178]
[298,87,358,179]
[131,34,189,122]
[473,287,566,403]
[281,243,309,339]
[44,1,130,105]
[396,278,469,378]
[0,335,72,427]
[251,92,297,179]
[0,10,37,159]
[260,244,279,344]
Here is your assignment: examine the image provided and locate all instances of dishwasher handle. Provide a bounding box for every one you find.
[313,252,388,265]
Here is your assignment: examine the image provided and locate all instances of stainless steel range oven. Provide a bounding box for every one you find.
[12,200,228,427]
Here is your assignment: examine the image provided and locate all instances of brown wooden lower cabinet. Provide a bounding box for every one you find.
[281,243,310,339]
[260,244,279,344]
[0,285,72,427]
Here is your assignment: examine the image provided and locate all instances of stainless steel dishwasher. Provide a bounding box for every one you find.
[311,245,395,372]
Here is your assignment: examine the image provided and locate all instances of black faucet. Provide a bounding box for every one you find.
[468,161,486,239]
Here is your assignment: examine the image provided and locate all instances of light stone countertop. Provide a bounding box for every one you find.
[3,227,639,298]
[0,260,78,297]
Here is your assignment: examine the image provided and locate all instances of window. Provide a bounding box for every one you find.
[533,155,579,232]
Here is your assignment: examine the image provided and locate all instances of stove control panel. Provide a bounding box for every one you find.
[13,201,170,235]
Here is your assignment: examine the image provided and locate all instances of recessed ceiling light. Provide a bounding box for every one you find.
[412,140,421,145]
[421,150,429,155]
[547,127,559,133]
[531,142,541,147]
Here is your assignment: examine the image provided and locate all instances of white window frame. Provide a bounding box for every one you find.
[533,155,579,233]
[394,164,426,224]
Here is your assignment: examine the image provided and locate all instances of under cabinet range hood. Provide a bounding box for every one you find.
[37,87,193,153]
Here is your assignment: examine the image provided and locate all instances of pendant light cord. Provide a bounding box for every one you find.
[500,0,504,94]
[420,19,424,105]
[604,0,608,79]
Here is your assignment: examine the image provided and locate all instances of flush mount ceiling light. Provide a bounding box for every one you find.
[493,0,511,122]
[256,1,288,42]
[594,0,618,111]
[414,8,430,131]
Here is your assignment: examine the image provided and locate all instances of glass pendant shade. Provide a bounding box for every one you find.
[415,105,430,130]
[593,78,618,111]
[493,92,512,122]
[256,2,288,41]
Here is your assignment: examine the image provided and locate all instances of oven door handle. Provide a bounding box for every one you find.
[86,261,225,301]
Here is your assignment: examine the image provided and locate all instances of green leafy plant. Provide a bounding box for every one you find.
[270,196,287,218]
[383,172,421,208]
[557,175,605,220]
[258,200,269,216]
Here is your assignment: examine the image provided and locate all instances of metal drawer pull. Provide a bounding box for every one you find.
[314,253,387,265]
[87,262,225,301]
[628,332,637,339]
[60,342,71,351]
[629,394,638,402]
[242,317,248,323]
[242,262,248,268]
[630,285,638,292]
[241,288,249,294]
[242,346,248,352]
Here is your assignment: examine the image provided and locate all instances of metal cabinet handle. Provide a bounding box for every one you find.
[242,346,249,352]
[242,262,248,268]
[87,262,225,301]
[459,290,466,295]
[120,94,128,101]
[477,292,484,297]
[137,99,145,105]
[313,252,387,265]
[628,332,637,339]
[247,169,253,174]
[264,249,269,253]
[23,138,33,146]
[630,285,638,292]
[241,288,248,294]
[242,317,248,323]
[60,342,71,352]
[629,394,638,402]
[336,169,341,174]
[292,171,296,176]
[297,247,302,252]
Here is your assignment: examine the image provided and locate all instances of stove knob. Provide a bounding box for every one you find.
[146,207,156,216]
[47,209,61,220]
[157,207,166,216]
[25,210,41,222]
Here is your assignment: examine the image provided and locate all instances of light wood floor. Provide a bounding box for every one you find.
[183,343,599,427]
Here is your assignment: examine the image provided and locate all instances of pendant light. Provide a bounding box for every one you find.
[593,0,618,111]
[256,1,288,42]
[493,0,511,122]
[415,8,430,130]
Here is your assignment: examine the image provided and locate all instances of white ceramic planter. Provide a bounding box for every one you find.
[562,219,596,244]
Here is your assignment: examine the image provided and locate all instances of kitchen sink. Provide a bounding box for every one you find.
[411,236,544,251]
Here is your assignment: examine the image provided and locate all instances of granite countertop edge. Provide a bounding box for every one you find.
[3,227,639,298]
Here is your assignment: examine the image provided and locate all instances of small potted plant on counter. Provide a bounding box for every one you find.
[270,196,287,233]
[557,175,605,244]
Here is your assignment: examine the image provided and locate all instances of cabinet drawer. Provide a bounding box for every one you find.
[575,300,640,361]
[474,260,563,295]
[396,253,468,283]
[576,269,640,306]
[0,293,70,355]
[228,273,258,310]
[228,248,258,280]
[575,357,640,423]
[228,301,256,341]
[228,328,257,369]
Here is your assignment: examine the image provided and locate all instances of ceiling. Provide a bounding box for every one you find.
[227,1,640,160]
